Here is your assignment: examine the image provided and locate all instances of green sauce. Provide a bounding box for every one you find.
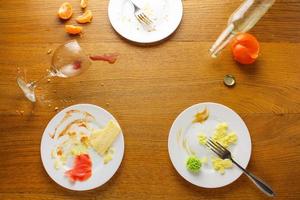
[186,156,202,173]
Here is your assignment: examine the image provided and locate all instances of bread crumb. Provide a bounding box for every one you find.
[54,107,59,111]
[47,49,53,54]
[47,78,51,83]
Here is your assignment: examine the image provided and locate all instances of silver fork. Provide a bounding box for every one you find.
[206,139,275,197]
[128,0,153,26]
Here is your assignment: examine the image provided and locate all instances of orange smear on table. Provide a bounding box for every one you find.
[89,53,119,64]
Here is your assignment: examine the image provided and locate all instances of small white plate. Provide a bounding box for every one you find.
[40,104,125,191]
[108,0,183,43]
[168,102,252,188]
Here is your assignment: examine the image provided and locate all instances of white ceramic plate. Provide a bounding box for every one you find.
[40,104,125,191]
[168,102,252,188]
[108,0,183,43]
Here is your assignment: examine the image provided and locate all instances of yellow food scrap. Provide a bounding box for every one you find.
[198,133,207,145]
[90,121,121,156]
[193,108,209,123]
[71,143,87,156]
[51,149,56,159]
[103,154,113,164]
[80,135,90,147]
[54,160,61,170]
[201,157,208,164]
[211,157,233,174]
[212,123,237,148]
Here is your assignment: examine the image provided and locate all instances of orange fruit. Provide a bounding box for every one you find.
[65,25,83,35]
[58,2,73,20]
[231,33,260,65]
[76,10,93,24]
[80,0,89,9]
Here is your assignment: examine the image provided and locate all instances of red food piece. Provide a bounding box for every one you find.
[65,154,92,182]
[73,60,82,70]
[231,33,260,65]
[89,53,119,64]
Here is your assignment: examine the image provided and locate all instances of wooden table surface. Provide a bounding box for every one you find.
[1,0,300,199]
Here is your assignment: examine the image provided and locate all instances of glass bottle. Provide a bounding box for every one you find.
[210,0,275,57]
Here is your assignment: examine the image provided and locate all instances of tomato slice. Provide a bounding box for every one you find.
[231,33,260,64]
[65,154,92,182]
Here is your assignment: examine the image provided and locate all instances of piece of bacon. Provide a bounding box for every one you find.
[89,53,119,64]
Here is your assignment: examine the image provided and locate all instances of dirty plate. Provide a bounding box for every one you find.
[108,0,183,43]
[168,102,251,188]
[40,104,124,191]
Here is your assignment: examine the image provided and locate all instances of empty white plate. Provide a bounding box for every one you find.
[40,104,125,191]
[168,102,252,188]
[108,0,183,43]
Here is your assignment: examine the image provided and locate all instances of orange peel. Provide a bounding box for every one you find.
[65,25,83,35]
[58,2,73,20]
[80,0,88,9]
[76,10,93,24]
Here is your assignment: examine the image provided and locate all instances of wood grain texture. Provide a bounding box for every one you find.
[0,0,300,200]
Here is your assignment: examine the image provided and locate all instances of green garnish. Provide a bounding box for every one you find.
[186,156,202,173]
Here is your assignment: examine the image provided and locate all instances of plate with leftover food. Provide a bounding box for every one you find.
[168,102,251,188]
[108,0,183,43]
[41,104,124,191]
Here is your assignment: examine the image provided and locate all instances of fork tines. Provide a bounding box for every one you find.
[205,139,228,159]
[137,13,153,25]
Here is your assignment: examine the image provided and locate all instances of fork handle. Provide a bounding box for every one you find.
[231,159,275,197]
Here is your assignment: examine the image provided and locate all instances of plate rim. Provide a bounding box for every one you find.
[108,0,184,44]
[40,103,125,191]
[168,102,252,188]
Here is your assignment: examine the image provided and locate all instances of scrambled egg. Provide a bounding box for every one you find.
[212,123,237,148]
[197,133,207,145]
[196,122,238,175]
[211,157,233,174]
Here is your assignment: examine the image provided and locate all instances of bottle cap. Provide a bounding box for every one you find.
[224,74,236,87]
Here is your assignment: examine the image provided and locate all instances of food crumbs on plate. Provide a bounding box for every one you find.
[193,108,209,123]
[76,10,93,24]
[200,157,208,164]
[54,160,62,170]
[71,143,88,156]
[103,147,115,164]
[186,156,202,173]
[197,133,207,145]
[80,0,88,9]
[80,135,90,147]
[65,25,83,35]
[58,2,73,20]
[211,157,233,174]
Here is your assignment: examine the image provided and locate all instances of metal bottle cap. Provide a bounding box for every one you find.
[223,74,236,87]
